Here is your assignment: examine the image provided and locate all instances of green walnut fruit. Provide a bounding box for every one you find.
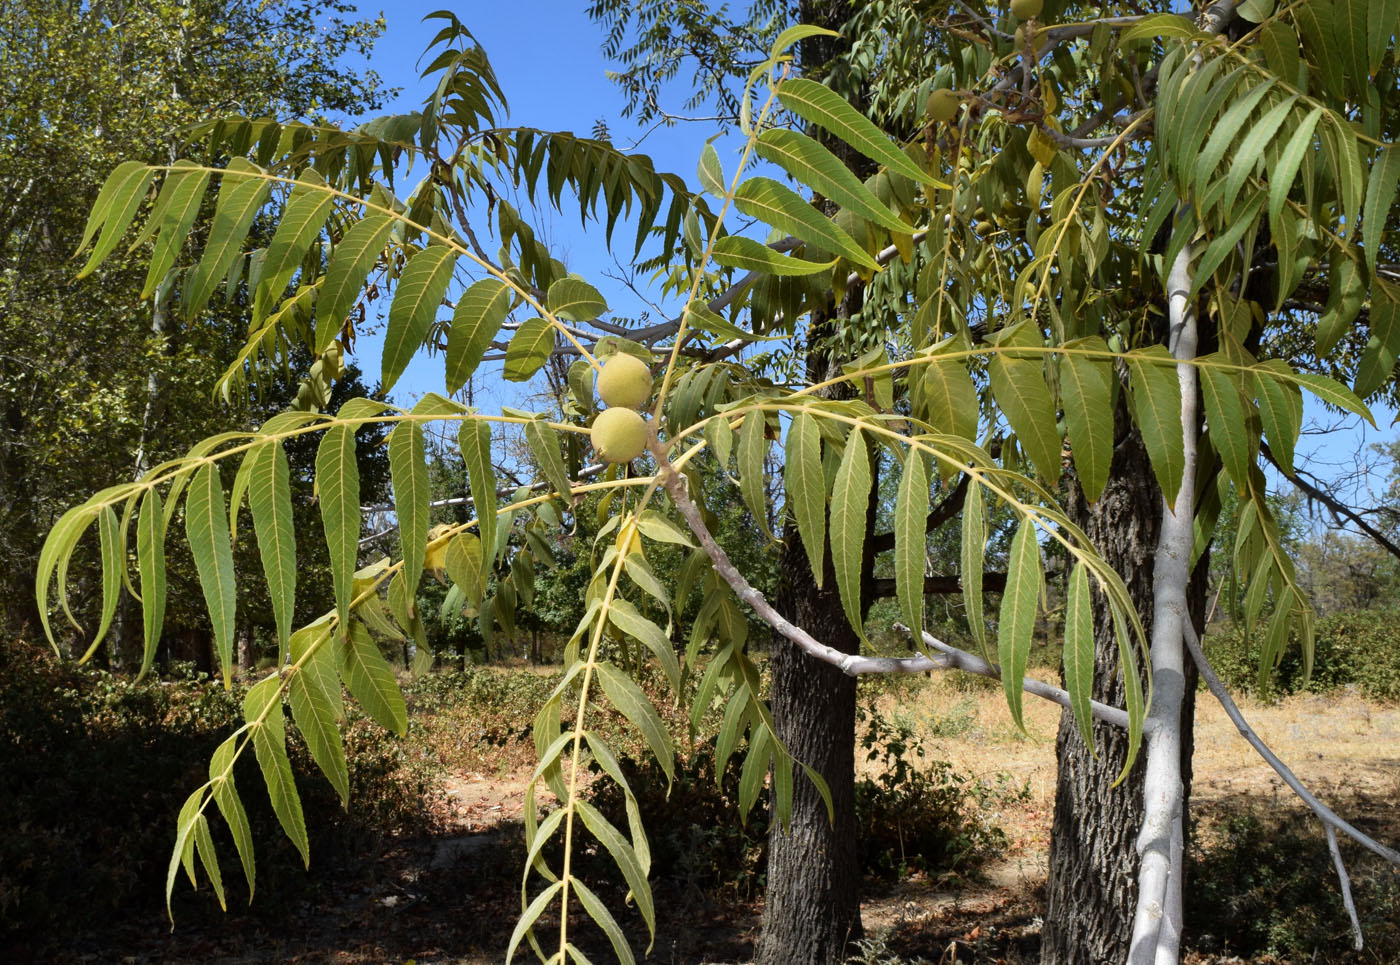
[926,88,961,124]
[975,220,996,239]
[596,353,654,409]
[592,407,649,463]
[1011,0,1042,19]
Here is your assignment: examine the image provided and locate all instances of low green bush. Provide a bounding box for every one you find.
[0,638,440,945]
[854,706,1017,880]
[1205,608,1400,701]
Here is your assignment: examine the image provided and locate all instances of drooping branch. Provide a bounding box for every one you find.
[1182,619,1400,950]
[656,437,1142,721]
[655,452,934,675]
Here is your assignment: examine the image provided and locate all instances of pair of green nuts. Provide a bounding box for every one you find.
[591,354,654,463]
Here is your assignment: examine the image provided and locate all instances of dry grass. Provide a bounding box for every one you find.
[856,669,1400,962]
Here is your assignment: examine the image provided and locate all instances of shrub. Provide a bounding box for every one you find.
[0,637,440,946]
[854,705,1014,880]
[1205,609,1400,701]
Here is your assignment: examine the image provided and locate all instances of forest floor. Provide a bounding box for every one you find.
[53,670,1400,964]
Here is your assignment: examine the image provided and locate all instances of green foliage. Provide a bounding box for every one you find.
[37,0,1400,957]
[0,0,386,645]
[854,705,1017,881]
[1205,610,1400,702]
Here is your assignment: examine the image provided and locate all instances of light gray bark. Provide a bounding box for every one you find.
[1128,234,1198,965]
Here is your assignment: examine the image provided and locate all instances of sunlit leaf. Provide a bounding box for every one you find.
[998,516,1042,732]
[784,411,826,586]
[384,244,457,391]
[316,423,360,629]
[247,441,295,663]
[831,427,872,642]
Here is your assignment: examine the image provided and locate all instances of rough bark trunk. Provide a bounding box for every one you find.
[1042,425,1207,964]
[755,532,864,963]
[754,9,872,962]
[1043,423,1158,965]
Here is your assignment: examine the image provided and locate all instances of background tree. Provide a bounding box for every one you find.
[0,0,386,653]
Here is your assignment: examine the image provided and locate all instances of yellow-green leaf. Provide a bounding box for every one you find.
[988,326,1061,483]
[711,235,837,276]
[248,441,296,664]
[76,161,156,274]
[546,277,607,321]
[254,169,335,322]
[244,675,309,866]
[831,427,872,642]
[140,164,212,299]
[895,449,928,634]
[1355,279,1400,398]
[732,176,877,269]
[1200,356,1256,487]
[383,244,457,391]
[339,622,408,735]
[187,463,237,688]
[503,317,555,381]
[316,213,395,352]
[776,77,942,188]
[1059,338,1114,502]
[784,411,826,587]
[755,128,911,233]
[737,410,772,539]
[389,419,430,594]
[1064,563,1095,754]
[316,422,360,629]
[595,660,674,783]
[208,736,256,901]
[1251,360,1303,471]
[186,159,273,317]
[961,481,988,659]
[447,277,512,392]
[458,420,496,578]
[136,489,167,680]
[998,515,1042,732]
[1126,346,1184,505]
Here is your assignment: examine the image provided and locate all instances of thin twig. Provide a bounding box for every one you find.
[1183,620,1400,868]
[1326,824,1364,951]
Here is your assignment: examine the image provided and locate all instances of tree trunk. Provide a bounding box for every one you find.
[754,530,863,964]
[1042,422,1207,964]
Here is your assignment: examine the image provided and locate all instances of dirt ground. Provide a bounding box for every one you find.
[47,675,1400,964]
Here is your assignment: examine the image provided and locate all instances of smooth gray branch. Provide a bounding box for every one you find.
[655,456,932,675]
[895,624,1136,731]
